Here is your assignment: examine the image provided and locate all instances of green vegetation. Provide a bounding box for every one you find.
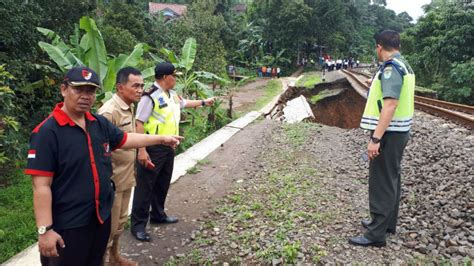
[186,158,211,175]
[0,0,472,262]
[254,80,283,111]
[415,86,437,95]
[401,1,473,104]
[0,66,21,172]
[186,166,201,175]
[168,122,336,264]
[309,89,344,104]
[296,72,322,88]
[0,169,35,263]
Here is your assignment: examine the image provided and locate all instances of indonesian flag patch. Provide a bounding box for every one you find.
[28,150,36,159]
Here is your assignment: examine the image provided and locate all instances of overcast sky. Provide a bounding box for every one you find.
[386,0,432,22]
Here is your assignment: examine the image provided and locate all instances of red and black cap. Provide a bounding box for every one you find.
[63,66,101,89]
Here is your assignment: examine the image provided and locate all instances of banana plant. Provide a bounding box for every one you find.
[149,38,230,128]
[155,38,229,99]
[37,16,147,103]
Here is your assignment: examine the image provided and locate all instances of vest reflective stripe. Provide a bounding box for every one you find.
[143,90,181,136]
[360,57,415,132]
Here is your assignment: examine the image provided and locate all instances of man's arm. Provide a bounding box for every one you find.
[367,98,398,160]
[32,176,64,257]
[120,133,183,150]
[184,97,215,108]
[373,98,398,139]
[135,120,149,166]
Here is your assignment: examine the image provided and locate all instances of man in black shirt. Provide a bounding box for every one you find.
[25,66,182,266]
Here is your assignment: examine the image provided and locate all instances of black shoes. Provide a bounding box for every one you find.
[348,235,386,247]
[361,219,396,234]
[150,216,178,224]
[361,219,372,228]
[132,231,151,242]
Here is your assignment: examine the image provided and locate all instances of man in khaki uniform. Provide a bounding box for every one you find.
[98,67,144,265]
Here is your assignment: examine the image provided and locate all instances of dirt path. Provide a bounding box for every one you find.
[120,119,279,265]
[228,78,270,112]
[119,109,473,264]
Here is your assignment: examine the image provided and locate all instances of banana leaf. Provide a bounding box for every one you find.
[79,16,108,83]
[142,66,155,81]
[37,27,83,70]
[193,80,213,99]
[70,24,84,61]
[195,71,229,84]
[38,42,79,71]
[102,43,145,92]
[180,38,196,72]
[148,52,165,64]
[37,27,61,45]
[159,47,179,64]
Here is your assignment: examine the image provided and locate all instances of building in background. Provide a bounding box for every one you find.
[149,2,187,21]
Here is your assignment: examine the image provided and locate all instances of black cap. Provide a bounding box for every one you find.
[63,66,101,89]
[154,62,182,77]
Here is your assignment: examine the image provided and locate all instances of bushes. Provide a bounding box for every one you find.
[0,66,24,173]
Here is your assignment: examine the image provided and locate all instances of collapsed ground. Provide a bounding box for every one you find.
[121,110,473,264]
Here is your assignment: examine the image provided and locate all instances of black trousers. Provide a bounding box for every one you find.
[365,132,409,241]
[131,145,175,232]
[40,216,111,266]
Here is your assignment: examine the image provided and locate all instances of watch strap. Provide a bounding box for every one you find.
[370,136,381,144]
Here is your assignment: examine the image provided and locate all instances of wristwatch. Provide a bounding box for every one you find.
[38,224,53,235]
[370,136,381,144]
[201,100,205,107]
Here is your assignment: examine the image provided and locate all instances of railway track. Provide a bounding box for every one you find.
[342,69,474,129]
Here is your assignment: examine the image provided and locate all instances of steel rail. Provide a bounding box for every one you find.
[342,70,474,129]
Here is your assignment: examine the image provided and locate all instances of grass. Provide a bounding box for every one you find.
[415,85,437,94]
[296,72,322,88]
[0,169,36,264]
[186,165,201,175]
[186,159,211,175]
[308,88,344,104]
[253,79,283,111]
[170,122,336,264]
[234,79,283,118]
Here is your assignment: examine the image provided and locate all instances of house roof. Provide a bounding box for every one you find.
[149,3,187,16]
[232,4,246,13]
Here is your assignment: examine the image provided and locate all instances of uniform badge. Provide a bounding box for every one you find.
[158,96,168,108]
[82,70,92,80]
[103,143,111,156]
[383,66,392,79]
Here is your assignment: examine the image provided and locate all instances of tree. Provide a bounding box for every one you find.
[37,16,150,102]
[401,2,474,104]
[100,1,146,43]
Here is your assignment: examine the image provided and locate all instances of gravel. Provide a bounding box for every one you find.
[168,111,473,264]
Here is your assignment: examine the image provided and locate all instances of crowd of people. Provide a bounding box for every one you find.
[323,56,360,71]
[24,30,414,265]
[257,66,281,78]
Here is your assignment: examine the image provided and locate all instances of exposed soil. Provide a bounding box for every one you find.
[117,69,472,264]
[120,119,280,265]
[270,77,365,128]
[221,78,271,113]
[119,111,472,265]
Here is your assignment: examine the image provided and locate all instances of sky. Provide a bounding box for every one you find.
[386,0,432,22]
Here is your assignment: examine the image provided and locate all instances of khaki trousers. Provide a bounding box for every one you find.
[108,188,132,245]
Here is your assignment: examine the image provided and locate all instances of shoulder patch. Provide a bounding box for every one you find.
[383,66,393,79]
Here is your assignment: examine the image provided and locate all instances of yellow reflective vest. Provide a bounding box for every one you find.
[360,56,415,132]
[143,87,181,136]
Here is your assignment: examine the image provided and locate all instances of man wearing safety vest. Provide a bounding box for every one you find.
[349,30,415,247]
[131,62,215,242]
